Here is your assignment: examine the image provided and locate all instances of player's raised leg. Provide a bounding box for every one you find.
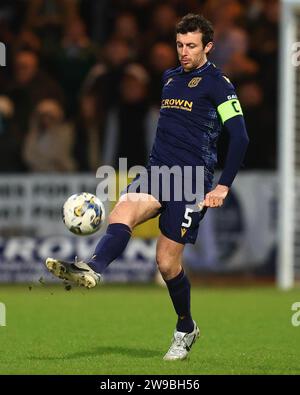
[156,234,200,360]
[46,193,161,288]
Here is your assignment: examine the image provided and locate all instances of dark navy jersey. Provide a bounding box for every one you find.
[149,61,248,187]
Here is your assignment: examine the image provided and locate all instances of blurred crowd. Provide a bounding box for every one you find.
[0,0,279,173]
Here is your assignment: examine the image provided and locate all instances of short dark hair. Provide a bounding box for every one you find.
[176,14,214,48]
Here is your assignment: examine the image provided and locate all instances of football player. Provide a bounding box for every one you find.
[46,14,249,361]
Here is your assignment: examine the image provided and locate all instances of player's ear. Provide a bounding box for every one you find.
[204,42,214,55]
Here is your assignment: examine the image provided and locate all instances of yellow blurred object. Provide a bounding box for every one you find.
[133,216,159,238]
[109,171,160,238]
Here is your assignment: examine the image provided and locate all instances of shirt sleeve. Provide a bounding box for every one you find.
[208,74,243,123]
[208,74,249,187]
[162,68,174,86]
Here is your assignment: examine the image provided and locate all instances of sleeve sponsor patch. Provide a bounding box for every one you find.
[217,99,243,124]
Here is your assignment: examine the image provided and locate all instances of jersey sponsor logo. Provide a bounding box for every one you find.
[188,77,202,88]
[161,98,193,112]
[181,228,187,237]
[165,77,173,86]
[227,94,237,100]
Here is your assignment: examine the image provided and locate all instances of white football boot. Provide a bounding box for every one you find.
[163,321,200,361]
[45,257,101,289]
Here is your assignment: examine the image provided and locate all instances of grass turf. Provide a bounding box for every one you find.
[0,284,299,375]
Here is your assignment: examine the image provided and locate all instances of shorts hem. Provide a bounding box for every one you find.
[159,227,197,245]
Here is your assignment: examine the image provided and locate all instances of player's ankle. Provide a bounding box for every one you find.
[86,260,98,273]
[176,316,194,333]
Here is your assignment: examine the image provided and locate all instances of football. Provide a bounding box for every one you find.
[62,192,105,235]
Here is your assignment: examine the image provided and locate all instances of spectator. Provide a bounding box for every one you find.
[49,18,98,116]
[23,99,76,172]
[0,1,27,88]
[83,37,132,111]
[143,3,178,50]
[109,0,155,32]
[204,0,258,79]
[25,0,79,51]
[247,0,279,108]
[73,92,105,172]
[147,42,177,106]
[13,29,42,53]
[0,0,26,34]
[103,63,150,167]
[168,0,202,16]
[0,96,25,172]
[111,12,141,57]
[7,49,64,135]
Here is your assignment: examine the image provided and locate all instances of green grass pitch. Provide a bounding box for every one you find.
[0,284,300,375]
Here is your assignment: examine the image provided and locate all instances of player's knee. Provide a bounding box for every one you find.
[156,252,177,278]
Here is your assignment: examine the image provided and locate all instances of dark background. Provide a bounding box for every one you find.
[0,0,278,174]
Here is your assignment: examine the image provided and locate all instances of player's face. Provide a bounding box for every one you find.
[176,31,212,72]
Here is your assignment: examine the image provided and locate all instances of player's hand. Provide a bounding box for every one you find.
[200,184,229,209]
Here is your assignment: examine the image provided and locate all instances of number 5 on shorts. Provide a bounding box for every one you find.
[181,208,193,228]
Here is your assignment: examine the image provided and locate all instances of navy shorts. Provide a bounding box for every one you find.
[124,166,212,244]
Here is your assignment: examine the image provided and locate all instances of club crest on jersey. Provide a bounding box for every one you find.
[165,77,173,86]
[188,77,202,88]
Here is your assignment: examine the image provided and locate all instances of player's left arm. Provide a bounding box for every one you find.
[203,75,249,208]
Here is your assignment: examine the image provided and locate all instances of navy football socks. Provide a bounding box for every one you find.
[165,269,194,333]
[88,223,132,274]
